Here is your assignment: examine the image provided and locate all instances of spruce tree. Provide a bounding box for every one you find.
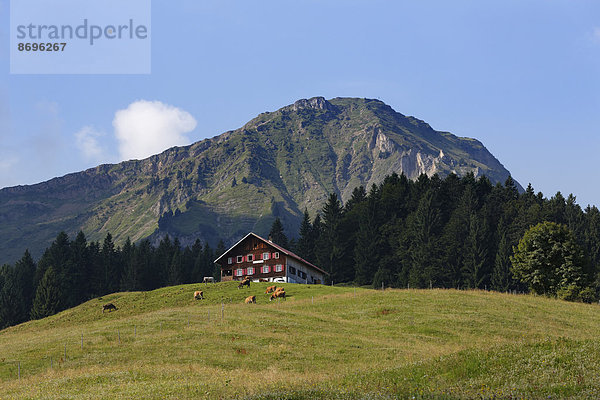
[135,240,155,291]
[168,246,183,285]
[68,232,88,306]
[354,195,379,285]
[405,190,441,288]
[315,193,346,283]
[269,218,288,248]
[0,267,21,328]
[153,235,174,289]
[181,246,195,284]
[13,250,36,323]
[120,238,139,291]
[101,233,119,294]
[30,267,61,320]
[491,226,513,292]
[461,213,488,289]
[296,209,314,261]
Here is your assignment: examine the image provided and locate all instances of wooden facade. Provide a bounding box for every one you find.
[214,232,327,284]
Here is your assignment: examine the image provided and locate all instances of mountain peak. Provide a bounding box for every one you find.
[285,96,332,112]
[0,96,519,264]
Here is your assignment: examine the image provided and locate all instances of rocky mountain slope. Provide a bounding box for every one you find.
[0,97,518,264]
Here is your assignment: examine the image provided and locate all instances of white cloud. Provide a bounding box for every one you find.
[75,126,107,162]
[113,100,197,161]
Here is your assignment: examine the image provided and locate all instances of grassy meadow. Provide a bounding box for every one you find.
[1,282,599,399]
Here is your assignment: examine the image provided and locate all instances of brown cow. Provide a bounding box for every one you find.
[102,303,117,313]
[259,278,268,282]
[265,285,276,294]
[194,290,204,300]
[270,291,286,301]
[275,287,284,293]
[238,278,251,289]
[245,295,256,304]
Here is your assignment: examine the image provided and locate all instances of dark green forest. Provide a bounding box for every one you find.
[2,172,599,329]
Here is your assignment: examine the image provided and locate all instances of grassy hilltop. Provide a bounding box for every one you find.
[1,283,599,399]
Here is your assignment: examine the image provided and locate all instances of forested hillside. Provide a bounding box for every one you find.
[0,97,517,265]
[1,172,598,330]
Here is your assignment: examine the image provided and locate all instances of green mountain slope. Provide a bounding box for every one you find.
[0,97,518,264]
[1,284,599,399]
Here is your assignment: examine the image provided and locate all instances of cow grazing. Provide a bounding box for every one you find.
[194,290,204,300]
[238,278,251,289]
[102,303,117,313]
[265,285,276,294]
[275,287,284,293]
[270,290,286,301]
[245,295,256,304]
[203,277,214,284]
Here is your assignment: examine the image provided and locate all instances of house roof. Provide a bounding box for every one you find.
[214,232,329,276]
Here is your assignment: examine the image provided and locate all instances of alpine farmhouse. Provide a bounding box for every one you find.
[214,232,327,284]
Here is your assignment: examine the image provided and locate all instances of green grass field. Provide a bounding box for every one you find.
[1,282,599,399]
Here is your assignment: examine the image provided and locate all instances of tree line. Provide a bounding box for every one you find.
[0,233,224,329]
[289,173,600,297]
[2,172,599,330]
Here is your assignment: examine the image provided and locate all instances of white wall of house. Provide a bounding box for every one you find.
[286,258,324,284]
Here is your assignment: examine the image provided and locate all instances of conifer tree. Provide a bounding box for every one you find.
[462,213,488,289]
[69,232,89,305]
[181,246,195,284]
[101,233,119,294]
[269,218,288,248]
[13,250,36,322]
[135,240,155,291]
[296,209,315,262]
[491,226,513,292]
[153,235,174,289]
[405,190,441,288]
[354,195,379,285]
[120,238,139,291]
[315,193,346,283]
[0,267,21,328]
[168,245,183,285]
[30,267,61,320]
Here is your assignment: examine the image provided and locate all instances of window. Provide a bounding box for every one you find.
[262,252,270,260]
[273,252,279,259]
[261,265,270,274]
[247,267,254,275]
[223,269,232,277]
[227,257,232,265]
[296,269,301,276]
[235,268,244,277]
[236,255,244,263]
[247,254,254,262]
[301,271,307,279]
[275,264,283,272]
[289,266,296,275]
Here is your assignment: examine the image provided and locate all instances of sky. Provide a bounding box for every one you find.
[1,0,600,207]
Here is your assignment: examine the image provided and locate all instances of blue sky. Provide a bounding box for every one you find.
[1,0,600,207]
